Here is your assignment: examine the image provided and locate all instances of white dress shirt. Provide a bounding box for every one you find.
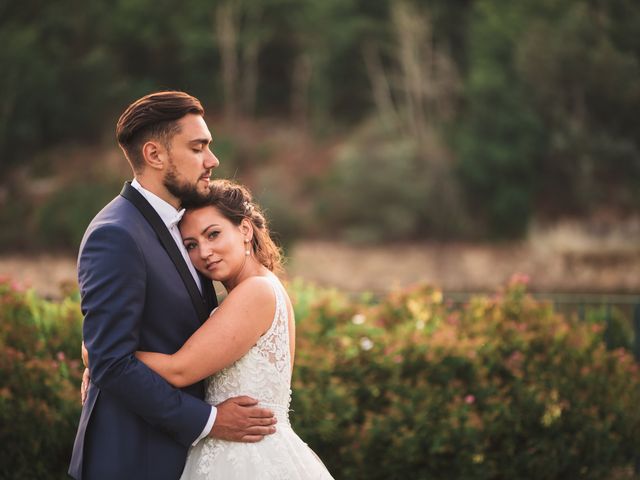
[131,179,216,444]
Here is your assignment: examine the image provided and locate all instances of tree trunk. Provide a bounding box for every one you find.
[291,53,312,129]
[216,3,239,121]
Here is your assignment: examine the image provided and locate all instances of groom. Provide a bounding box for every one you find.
[69,91,276,479]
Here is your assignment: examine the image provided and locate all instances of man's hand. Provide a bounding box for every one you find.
[210,396,277,442]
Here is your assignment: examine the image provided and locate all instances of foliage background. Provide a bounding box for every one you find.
[1,278,639,479]
[1,2,640,478]
[1,0,639,248]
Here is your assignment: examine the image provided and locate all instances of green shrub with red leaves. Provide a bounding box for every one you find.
[1,276,638,479]
[0,278,83,479]
[289,277,640,479]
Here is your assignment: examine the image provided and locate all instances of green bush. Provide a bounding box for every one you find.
[316,119,469,243]
[0,278,83,480]
[289,277,640,479]
[33,180,122,251]
[1,276,638,479]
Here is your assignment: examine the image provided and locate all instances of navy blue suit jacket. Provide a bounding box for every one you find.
[69,182,218,479]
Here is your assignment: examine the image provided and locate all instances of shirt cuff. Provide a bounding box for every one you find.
[192,406,217,446]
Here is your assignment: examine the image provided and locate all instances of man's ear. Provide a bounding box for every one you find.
[141,140,166,171]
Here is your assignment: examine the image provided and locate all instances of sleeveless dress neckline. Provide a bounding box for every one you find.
[179,275,334,479]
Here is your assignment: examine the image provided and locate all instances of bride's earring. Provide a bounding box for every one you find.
[244,238,250,256]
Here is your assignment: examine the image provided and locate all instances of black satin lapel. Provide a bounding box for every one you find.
[119,182,212,321]
[199,272,218,315]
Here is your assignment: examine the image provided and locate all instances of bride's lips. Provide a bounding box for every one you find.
[206,259,222,270]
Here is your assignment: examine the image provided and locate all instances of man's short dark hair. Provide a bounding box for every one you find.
[116,91,204,172]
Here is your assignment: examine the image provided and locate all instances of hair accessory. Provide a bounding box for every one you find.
[243,201,254,214]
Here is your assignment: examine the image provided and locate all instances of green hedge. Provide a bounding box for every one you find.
[289,278,640,479]
[0,279,83,480]
[1,277,638,479]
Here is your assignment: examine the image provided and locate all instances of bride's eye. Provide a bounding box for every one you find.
[184,242,197,251]
[208,231,220,239]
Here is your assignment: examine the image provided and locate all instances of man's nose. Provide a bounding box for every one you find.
[205,150,220,169]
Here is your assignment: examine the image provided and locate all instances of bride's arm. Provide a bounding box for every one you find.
[136,277,275,388]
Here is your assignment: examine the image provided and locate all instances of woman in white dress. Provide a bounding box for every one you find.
[136,179,334,480]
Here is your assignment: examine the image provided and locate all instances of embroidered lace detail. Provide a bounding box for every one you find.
[179,275,333,479]
[204,275,292,417]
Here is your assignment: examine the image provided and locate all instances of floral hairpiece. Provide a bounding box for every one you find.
[243,201,254,215]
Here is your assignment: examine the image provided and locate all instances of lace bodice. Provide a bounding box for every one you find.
[181,275,334,479]
[205,275,292,423]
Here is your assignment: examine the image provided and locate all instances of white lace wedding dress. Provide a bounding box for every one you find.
[180,275,334,479]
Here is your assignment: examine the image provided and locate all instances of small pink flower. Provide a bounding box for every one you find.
[56,352,66,362]
[465,395,475,404]
[446,315,460,327]
[508,351,523,363]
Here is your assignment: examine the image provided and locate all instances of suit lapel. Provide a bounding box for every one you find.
[120,182,215,322]
[199,272,218,316]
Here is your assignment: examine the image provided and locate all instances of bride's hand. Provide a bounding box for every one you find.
[81,341,89,368]
[80,341,91,405]
[81,367,90,405]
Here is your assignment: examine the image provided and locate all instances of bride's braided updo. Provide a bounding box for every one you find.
[183,179,283,272]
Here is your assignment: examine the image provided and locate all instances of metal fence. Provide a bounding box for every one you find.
[443,292,640,358]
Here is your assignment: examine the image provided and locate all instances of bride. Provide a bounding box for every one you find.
[135,179,334,479]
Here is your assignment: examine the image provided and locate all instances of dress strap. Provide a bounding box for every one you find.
[256,275,292,375]
[262,275,288,336]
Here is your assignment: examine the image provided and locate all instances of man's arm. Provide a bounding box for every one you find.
[79,223,211,447]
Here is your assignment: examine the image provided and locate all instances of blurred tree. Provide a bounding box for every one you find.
[515,0,640,215]
[455,1,545,238]
[455,0,640,237]
[215,1,265,120]
[283,0,388,127]
[329,1,468,241]
[0,0,121,177]
[1,0,639,244]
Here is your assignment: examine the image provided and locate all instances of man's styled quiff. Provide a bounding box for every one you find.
[116,91,204,172]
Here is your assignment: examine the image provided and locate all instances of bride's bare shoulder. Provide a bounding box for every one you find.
[230,275,276,297]
[218,276,276,319]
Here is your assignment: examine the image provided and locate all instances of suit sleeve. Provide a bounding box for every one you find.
[79,223,211,447]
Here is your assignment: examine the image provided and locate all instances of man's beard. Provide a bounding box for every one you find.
[163,158,210,207]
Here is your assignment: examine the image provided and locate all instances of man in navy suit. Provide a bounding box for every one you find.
[69,91,276,479]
